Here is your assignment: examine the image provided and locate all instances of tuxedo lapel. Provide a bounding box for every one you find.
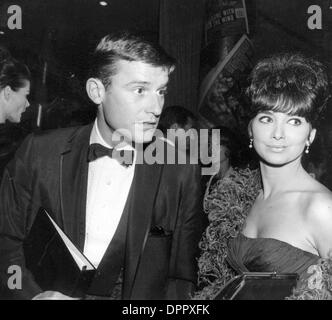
[123,158,164,299]
[59,124,93,250]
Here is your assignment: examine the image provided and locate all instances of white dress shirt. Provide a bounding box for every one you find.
[83,120,136,268]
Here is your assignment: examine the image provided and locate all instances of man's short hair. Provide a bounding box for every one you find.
[88,31,176,88]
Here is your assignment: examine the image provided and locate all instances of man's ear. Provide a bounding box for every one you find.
[86,78,105,105]
[308,128,317,145]
[3,85,12,102]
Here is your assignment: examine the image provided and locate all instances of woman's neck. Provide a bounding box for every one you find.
[259,158,309,198]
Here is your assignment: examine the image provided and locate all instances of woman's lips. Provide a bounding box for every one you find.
[267,145,287,152]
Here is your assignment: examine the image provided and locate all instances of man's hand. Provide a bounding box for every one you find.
[32,291,80,300]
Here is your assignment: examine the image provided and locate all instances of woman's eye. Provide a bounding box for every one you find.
[288,118,302,126]
[258,116,273,123]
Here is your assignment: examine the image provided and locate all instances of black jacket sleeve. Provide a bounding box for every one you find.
[166,163,205,299]
[0,134,43,299]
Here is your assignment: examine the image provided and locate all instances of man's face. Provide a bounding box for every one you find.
[97,60,169,145]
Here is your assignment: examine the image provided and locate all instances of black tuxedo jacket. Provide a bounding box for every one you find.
[0,124,204,300]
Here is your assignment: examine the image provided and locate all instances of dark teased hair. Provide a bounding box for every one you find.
[0,54,31,92]
[88,31,176,88]
[158,105,198,133]
[246,53,330,126]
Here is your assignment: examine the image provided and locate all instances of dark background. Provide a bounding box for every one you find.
[0,0,332,185]
[0,0,331,124]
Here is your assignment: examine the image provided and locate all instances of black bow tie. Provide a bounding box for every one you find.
[87,143,134,167]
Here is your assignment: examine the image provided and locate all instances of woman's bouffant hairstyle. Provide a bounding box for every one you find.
[0,50,31,92]
[88,31,176,88]
[246,53,330,126]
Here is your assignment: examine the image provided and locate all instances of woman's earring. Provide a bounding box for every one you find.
[249,138,253,149]
[305,143,310,154]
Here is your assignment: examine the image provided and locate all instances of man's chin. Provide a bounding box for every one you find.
[134,131,155,144]
[7,116,20,123]
[135,136,153,144]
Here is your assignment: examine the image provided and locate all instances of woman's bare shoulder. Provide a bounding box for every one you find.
[304,180,332,217]
[305,183,332,257]
[295,176,331,210]
[307,181,332,208]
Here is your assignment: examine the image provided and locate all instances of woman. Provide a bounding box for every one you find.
[0,55,31,123]
[0,54,31,177]
[195,53,332,300]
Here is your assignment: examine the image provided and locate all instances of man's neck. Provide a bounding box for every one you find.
[96,117,129,148]
[0,109,5,124]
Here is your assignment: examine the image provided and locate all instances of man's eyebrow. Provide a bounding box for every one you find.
[125,81,169,89]
[125,81,150,86]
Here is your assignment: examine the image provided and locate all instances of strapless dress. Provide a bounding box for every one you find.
[226,233,319,279]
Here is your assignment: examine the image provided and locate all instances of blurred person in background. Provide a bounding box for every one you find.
[0,51,31,124]
[0,49,31,177]
[158,105,199,156]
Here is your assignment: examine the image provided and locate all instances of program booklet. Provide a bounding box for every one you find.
[23,208,96,298]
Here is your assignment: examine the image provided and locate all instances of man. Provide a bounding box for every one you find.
[0,32,203,300]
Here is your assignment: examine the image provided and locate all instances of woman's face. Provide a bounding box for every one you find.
[5,81,30,123]
[249,111,316,166]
